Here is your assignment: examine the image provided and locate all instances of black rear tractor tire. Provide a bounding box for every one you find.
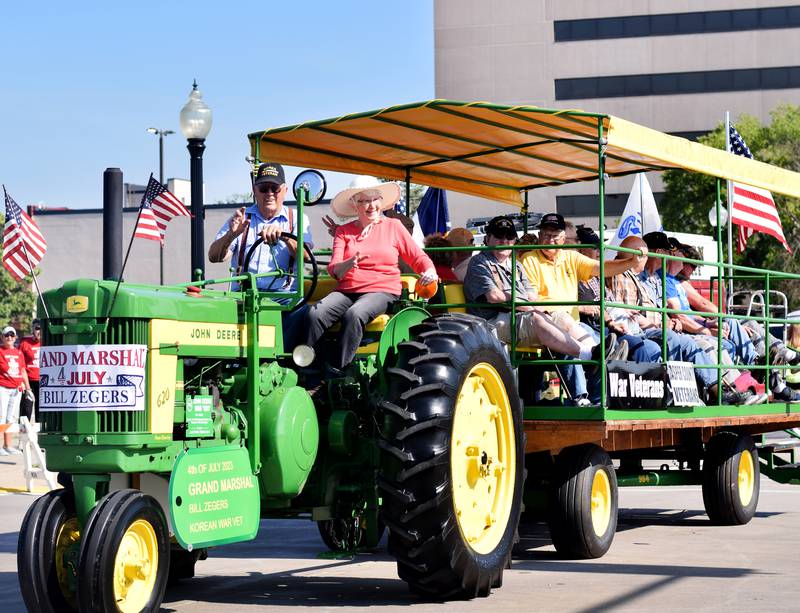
[702,432,760,525]
[17,488,79,612]
[547,444,618,559]
[378,313,524,599]
[77,489,170,613]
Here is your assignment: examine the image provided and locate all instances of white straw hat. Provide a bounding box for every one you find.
[330,176,401,218]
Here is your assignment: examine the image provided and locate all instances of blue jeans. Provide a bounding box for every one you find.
[563,325,662,404]
[723,318,756,365]
[275,297,309,351]
[643,328,717,388]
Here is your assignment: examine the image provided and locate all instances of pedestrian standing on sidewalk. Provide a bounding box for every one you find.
[0,326,31,455]
[19,320,41,423]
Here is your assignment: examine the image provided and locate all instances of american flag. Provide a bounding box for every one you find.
[3,188,47,282]
[134,175,191,244]
[728,125,791,253]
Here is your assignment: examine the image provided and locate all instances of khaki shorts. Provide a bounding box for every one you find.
[493,310,573,347]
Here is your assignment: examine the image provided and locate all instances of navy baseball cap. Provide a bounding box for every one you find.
[643,231,675,251]
[576,225,601,246]
[253,162,286,186]
[538,213,566,230]
[485,216,517,239]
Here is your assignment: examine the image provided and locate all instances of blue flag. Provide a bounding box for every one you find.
[413,187,450,238]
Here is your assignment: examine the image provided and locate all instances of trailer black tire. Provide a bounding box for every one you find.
[167,548,207,586]
[702,432,760,525]
[547,444,618,559]
[77,489,170,613]
[18,488,79,612]
[317,518,386,552]
[378,313,524,599]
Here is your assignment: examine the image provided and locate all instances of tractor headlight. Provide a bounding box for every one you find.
[292,344,315,368]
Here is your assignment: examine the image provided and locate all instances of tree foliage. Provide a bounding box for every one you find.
[0,216,38,331]
[660,105,800,306]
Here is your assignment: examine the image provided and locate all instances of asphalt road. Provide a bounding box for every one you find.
[2,476,799,612]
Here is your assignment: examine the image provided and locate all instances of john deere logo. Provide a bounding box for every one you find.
[66,295,88,313]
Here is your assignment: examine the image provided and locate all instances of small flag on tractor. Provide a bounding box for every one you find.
[3,187,47,282]
[134,174,190,244]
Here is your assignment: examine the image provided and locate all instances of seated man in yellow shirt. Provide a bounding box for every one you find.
[521,213,650,403]
[520,214,644,314]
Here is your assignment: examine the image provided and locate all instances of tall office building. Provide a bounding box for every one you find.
[435,1,800,224]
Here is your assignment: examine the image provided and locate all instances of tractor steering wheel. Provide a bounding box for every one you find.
[241,232,318,312]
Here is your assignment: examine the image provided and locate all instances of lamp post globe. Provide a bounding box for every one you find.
[708,205,728,227]
[180,80,212,280]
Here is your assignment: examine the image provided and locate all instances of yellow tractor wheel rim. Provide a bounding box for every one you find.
[54,517,80,607]
[738,449,755,507]
[112,519,159,613]
[590,469,612,537]
[450,362,516,555]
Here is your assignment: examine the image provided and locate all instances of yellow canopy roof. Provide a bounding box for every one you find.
[248,100,800,207]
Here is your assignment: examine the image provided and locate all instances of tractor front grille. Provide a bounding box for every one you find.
[41,318,151,434]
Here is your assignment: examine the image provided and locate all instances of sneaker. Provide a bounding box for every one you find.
[0,448,8,456]
[707,385,744,405]
[576,396,592,407]
[773,386,800,402]
[743,392,768,405]
[591,333,623,364]
[772,345,800,366]
[4,447,21,455]
[608,339,629,362]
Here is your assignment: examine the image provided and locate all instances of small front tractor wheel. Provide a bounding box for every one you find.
[379,313,524,599]
[77,489,170,613]
[547,444,618,559]
[18,488,80,612]
[702,432,760,525]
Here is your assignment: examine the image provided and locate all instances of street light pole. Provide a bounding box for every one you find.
[179,80,213,281]
[146,127,174,284]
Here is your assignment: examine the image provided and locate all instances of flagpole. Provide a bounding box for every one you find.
[2,186,51,321]
[725,111,734,306]
[105,174,153,322]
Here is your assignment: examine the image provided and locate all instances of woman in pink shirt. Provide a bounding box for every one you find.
[306,177,436,370]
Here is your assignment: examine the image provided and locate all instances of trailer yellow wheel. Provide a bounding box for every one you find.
[548,445,618,559]
[590,469,612,537]
[737,449,755,507]
[703,432,760,525]
[18,489,79,612]
[451,362,516,555]
[379,313,524,599]
[78,489,170,613]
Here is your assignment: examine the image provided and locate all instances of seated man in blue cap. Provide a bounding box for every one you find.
[208,162,313,350]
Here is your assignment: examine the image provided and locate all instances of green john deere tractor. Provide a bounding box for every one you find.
[17,172,524,612]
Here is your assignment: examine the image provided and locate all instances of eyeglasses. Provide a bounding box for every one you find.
[4,333,15,338]
[355,195,383,206]
[540,231,565,242]
[257,184,283,195]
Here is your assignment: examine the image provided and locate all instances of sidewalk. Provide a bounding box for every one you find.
[0,433,56,494]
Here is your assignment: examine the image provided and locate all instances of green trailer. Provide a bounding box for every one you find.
[18,100,800,612]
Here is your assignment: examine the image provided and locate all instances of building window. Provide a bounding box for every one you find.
[555,66,800,100]
[554,6,800,42]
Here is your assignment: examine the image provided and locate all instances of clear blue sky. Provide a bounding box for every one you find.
[1,1,434,209]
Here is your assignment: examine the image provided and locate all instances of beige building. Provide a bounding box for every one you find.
[435,0,800,225]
